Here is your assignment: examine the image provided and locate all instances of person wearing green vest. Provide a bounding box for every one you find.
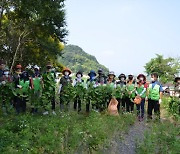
[13,64,31,114]
[116,73,127,113]
[135,74,148,121]
[126,74,136,112]
[14,68,31,113]
[147,73,163,120]
[31,65,42,113]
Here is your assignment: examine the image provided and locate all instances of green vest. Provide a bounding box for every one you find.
[127,83,136,98]
[148,84,160,100]
[136,85,146,98]
[19,80,29,94]
[33,77,41,91]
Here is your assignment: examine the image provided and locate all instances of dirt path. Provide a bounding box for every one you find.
[101,118,149,154]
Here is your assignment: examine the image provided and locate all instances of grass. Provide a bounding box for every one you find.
[0,111,135,153]
[136,97,180,154]
[136,121,180,154]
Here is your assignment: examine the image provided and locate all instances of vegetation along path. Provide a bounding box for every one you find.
[102,100,179,154]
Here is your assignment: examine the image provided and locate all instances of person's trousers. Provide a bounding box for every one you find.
[147,99,160,119]
[14,96,27,114]
[86,101,90,112]
[126,97,134,112]
[117,98,126,112]
[60,95,70,112]
[74,97,81,112]
[51,97,55,110]
[136,98,145,118]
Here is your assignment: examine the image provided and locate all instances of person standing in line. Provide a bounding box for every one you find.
[147,73,163,121]
[58,68,72,112]
[135,74,147,121]
[73,71,86,113]
[116,73,127,113]
[42,62,56,115]
[126,74,136,112]
[86,70,97,112]
[106,71,117,107]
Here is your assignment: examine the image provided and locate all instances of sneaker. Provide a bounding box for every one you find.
[52,111,57,115]
[43,111,49,115]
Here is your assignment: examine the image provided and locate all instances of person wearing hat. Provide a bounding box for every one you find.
[116,73,127,112]
[135,74,147,121]
[147,72,163,120]
[86,70,97,112]
[30,65,42,113]
[126,74,136,112]
[58,67,72,112]
[73,71,86,112]
[106,71,117,107]
[96,69,107,85]
[42,62,56,115]
[12,64,30,113]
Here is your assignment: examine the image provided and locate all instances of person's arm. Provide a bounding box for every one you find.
[159,84,163,104]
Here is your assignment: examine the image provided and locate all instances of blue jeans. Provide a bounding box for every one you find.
[136,98,145,118]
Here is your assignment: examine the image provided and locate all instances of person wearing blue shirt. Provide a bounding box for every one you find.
[147,73,163,120]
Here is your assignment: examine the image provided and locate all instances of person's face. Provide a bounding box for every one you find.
[128,76,133,80]
[151,75,157,81]
[109,75,114,79]
[0,64,5,70]
[177,80,180,85]
[121,77,125,81]
[64,71,69,76]
[77,74,81,78]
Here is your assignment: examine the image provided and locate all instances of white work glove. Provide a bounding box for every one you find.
[159,99,162,104]
[17,85,22,89]
[1,81,6,85]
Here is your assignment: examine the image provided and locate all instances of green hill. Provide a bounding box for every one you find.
[58,45,109,74]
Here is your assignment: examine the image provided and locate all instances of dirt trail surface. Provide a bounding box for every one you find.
[102,119,149,154]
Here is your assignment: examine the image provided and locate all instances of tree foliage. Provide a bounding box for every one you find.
[0,0,67,71]
[145,54,180,83]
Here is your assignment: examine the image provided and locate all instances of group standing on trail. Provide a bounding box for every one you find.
[0,59,179,122]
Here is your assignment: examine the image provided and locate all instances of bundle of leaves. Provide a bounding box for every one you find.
[73,82,87,101]
[61,83,75,104]
[41,73,56,110]
[166,96,180,119]
[0,82,14,115]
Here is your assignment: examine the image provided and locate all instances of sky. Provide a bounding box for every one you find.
[65,0,180,76]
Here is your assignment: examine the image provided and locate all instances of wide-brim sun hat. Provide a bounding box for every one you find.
[76,71,83,77]
[88,70,96,76]
[174,77,180,83]
[62,68,72,75]
[108,71,116,77]
[137,74,146,81]
[118,73,126,79]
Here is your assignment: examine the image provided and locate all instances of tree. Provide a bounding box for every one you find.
[145,54,180,83]
[0,0,67,71]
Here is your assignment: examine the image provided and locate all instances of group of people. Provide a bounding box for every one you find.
[1,59,179,121]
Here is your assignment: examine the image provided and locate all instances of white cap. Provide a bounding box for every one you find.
[34,65,40,70]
